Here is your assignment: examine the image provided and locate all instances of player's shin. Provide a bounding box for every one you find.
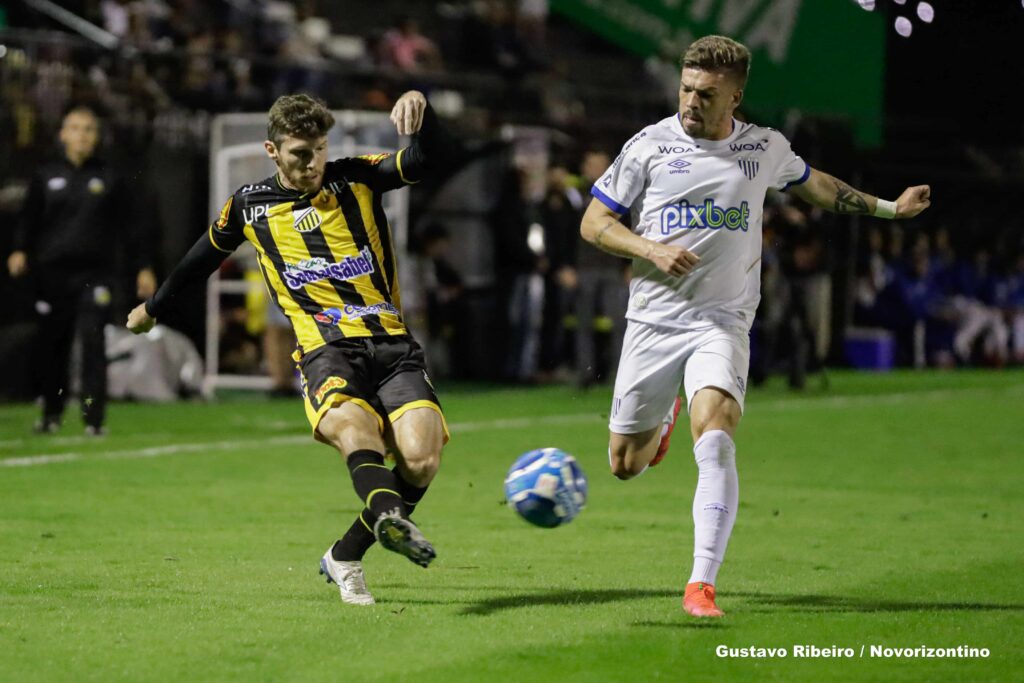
[332,466,430,562]
[347,450,407,520]
[393,465,429,516]
[688,430,739,585]
[332,509,376,561]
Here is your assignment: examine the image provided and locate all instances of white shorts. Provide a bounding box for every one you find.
[609,320,750,434]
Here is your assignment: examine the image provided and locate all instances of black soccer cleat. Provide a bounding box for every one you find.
[373,512,436,568]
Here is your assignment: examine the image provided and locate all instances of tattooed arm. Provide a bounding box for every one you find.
[580,198,700,277]
[789,168,931,219]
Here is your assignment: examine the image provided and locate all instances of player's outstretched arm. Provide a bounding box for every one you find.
[360,91,457,191]
[126,232,233,334]
[790,168,930,220]
[390,90,427,136]
[580,199,699,277]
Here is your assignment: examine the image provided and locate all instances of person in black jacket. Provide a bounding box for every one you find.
[8,103,156,435]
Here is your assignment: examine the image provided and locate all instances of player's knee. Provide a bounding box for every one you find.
[611,461,636,480]
[608,446,644,480]
[401,450,440,487]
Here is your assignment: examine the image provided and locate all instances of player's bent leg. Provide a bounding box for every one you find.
[608,426,661,480]
[317,400,437,568]
[370,406,444,568]
[684,387,742,617]
[391,407,445,488]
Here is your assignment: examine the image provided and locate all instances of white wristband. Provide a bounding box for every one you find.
[873,198,897,219]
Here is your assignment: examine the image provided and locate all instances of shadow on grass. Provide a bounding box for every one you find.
[732,591,1024,613]
[459,588,679,615]
[631,619,727,630]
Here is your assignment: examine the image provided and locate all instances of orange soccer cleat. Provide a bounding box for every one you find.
[683,582,725,617]
[650,396,682,467]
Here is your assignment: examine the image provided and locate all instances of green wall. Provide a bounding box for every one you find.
[552,0,885,146]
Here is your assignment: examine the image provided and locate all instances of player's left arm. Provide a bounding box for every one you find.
[789,167,931,219]
[351,91,456,192]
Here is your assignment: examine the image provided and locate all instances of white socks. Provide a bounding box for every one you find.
[688,429,738,585]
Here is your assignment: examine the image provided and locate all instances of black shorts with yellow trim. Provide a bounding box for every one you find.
[298,335,449,444]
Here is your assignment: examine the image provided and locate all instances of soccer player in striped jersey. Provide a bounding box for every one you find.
[580,36,931,617]
[127,91,451,605]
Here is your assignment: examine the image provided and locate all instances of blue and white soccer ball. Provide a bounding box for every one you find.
[504,448,588,528]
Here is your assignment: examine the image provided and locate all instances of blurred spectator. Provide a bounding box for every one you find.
[263,298,298,398]
[493,166,546,382]
[408,224,464,378]
[461,0,539,79]
[998,253,1024,363]
[538,59,584,129]
[756,200,830,388]
[572,149,628,387]
[517,0,549,58]
[944,248,1009,366]
[538,164,578,379]
[377,16,442,73]
[644,40,684,110]
[897,244,955,367]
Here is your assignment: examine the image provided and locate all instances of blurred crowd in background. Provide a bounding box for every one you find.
[1,0,1023,402]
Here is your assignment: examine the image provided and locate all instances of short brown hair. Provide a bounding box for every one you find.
[681,35,751,86]
[267,94,335,146]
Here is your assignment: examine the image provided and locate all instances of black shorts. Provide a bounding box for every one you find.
[298,336,448,442]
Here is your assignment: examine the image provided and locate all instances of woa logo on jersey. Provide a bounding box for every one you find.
[660,199,750,234]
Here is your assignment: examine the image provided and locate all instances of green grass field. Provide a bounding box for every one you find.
[2,370,1023,682]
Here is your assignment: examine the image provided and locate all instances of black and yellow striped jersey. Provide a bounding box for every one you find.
[208,152,416,354]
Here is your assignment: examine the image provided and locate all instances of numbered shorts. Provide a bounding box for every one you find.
[298,336,449,444]
[609,320,750,434]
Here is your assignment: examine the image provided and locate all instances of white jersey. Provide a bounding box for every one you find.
[592,114,809,332]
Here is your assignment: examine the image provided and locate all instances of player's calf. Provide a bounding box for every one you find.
[608,427,661,479]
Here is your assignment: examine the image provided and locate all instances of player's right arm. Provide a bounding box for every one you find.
[580,199,699,277]
[8,173,45,277]
[126,195,243,334]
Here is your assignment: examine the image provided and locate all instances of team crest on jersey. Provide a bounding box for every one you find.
[293,206,323,233]
[737,159,759,180]
[88,177,106,194]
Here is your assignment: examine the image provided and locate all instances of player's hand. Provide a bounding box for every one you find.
[126,302,156,334]
[390,91,427,136]
[7,250,27,277]
[647,242,700,277]
[895,185,931,219]
[136,268,157,299]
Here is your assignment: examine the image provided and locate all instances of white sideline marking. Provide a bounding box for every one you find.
[2,384,1020,468]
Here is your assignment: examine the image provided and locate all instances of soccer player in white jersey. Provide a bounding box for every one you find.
[580,35,931,617]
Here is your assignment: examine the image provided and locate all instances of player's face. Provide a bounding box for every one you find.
[59,110,100,164]
[266,134,329,194]
[678,68,743,140]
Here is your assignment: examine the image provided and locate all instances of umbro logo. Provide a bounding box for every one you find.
[668,158,691,175]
